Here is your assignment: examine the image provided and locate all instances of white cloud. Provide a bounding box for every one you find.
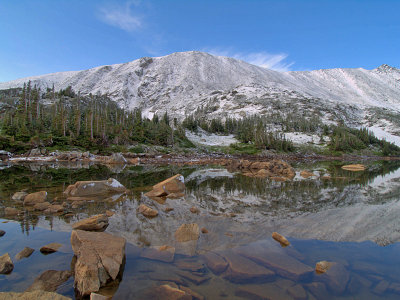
[98,1,142,32]
[205,48,294,71]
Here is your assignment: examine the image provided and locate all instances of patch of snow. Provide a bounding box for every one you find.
[108,178,124,188]
[186,128,238,146]
[367,125,400,147]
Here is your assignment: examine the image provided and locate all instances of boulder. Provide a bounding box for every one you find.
[0,230,5,237]
[341,164,366,171]
[90,293,112,300]
[71,230,126,296]
[315,262,350,294]
[221,252,275,283]
[0,253,13,274]
[26,270,71,292]
[315,261,333,274]
[29,148,43,157]
[64,178,126,198]
[202,252,228,274]
[138,204,158,218]
[24,191,47,206]
[145,174,185,197]
[107,153,127,164]
[40,243,62,254]
[15,247,34,260]
[5,207,21,216]
[0,291,71,300]
[141,245,175,262]
[272,232,290,247]
[72,214,109,232]
[12,191,28,201]
[34,202,51,211]
[175,223,199,242]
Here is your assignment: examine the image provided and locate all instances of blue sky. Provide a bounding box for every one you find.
[0,0,399,82]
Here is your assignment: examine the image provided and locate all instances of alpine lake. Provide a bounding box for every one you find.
[1,158,400,300]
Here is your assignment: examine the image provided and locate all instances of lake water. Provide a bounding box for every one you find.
[1,160,400,299]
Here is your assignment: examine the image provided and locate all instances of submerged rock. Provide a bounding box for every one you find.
[72,214,109,232]
[202,252,228,275]
[315,262,350,294]
[138,204,158,218]
[26,270,71,292]
[44,204,64,214]
[0,253,13,274]
[141,284,192,300]
[272,232,290,247]
[24,191,47,206]
[315,261,333,274]
[64,178,126,198]
[15,247,34,260]
[0,291,71,300]
[141,245,175,262]
[175,223,199,242]
[34,202,51,211]
[0,230,5,237]
[12,191,28,201]
[40,243,62,254]
[235,283,293,300]
[71,230,126,296]
[145,174,185,197]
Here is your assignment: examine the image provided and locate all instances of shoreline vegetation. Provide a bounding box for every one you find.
[0,83,399,158]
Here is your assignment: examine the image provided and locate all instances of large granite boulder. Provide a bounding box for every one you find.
[12,191,28,201]
[71,230,126,296]
[72,214,109,231]
[107,153,127,164]
[24,191,47,206]
[63,178,126,198]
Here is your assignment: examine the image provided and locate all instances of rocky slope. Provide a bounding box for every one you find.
[1,51,399,144]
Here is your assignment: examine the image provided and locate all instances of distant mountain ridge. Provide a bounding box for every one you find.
[1,51,399,145]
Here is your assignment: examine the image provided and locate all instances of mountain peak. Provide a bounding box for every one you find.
[376,64,398,73]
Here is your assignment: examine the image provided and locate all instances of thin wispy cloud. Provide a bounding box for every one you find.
[98,1,142,32]
[205,48,294,71]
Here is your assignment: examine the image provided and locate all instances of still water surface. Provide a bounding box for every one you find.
[1,160,400,299]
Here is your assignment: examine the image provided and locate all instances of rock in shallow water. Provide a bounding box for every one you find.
[24,191,47,206]
[0,291,71,300]
[272,232,290,247]
[71,230,126,296]
[63,178,126,198]
[40,243,62,254]
[141,245,175,262]
[72,214,109,231]
[145,174,185,197]
[0,253,13,274]
[15,247,34,260]
[26,270,71,292]
[4,207,21,216]
[175,223,199,242]
[0,230,5,237]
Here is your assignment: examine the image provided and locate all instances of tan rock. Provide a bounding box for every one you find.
[12,191,28,201]
[179,286,204,300]
[72,214,109,232]
[0,253,13,274]
[315,261,333,274]
[24,191,47,206]
[141,284,191,300]
[300,170,315,178]
[221,252,275,283]
[44,204,64,214]
[63,178,126,198]
[138,204,158,218]
[105,210,114,217]
[15,247,34,260]
[90,293,112,300]
[165,207,174,212]
[34,202,51,211]
[145,174,185,197]
[272,232,290,247]
[71,230,126,296]
[40,243,62,254]
[5,207,21,216]
[190,207,199,214]
[167,192,185,199]
[201,228,208,234]
[0,291,71,300]
[175,260,205,272]
[175,223,199,242]
[341,164,366,171]
[141,245,175,262]
[26,270,71,292]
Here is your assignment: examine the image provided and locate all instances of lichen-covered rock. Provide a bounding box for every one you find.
[71,230,126,296]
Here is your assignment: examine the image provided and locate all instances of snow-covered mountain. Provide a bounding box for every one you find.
[1,51,400,144]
